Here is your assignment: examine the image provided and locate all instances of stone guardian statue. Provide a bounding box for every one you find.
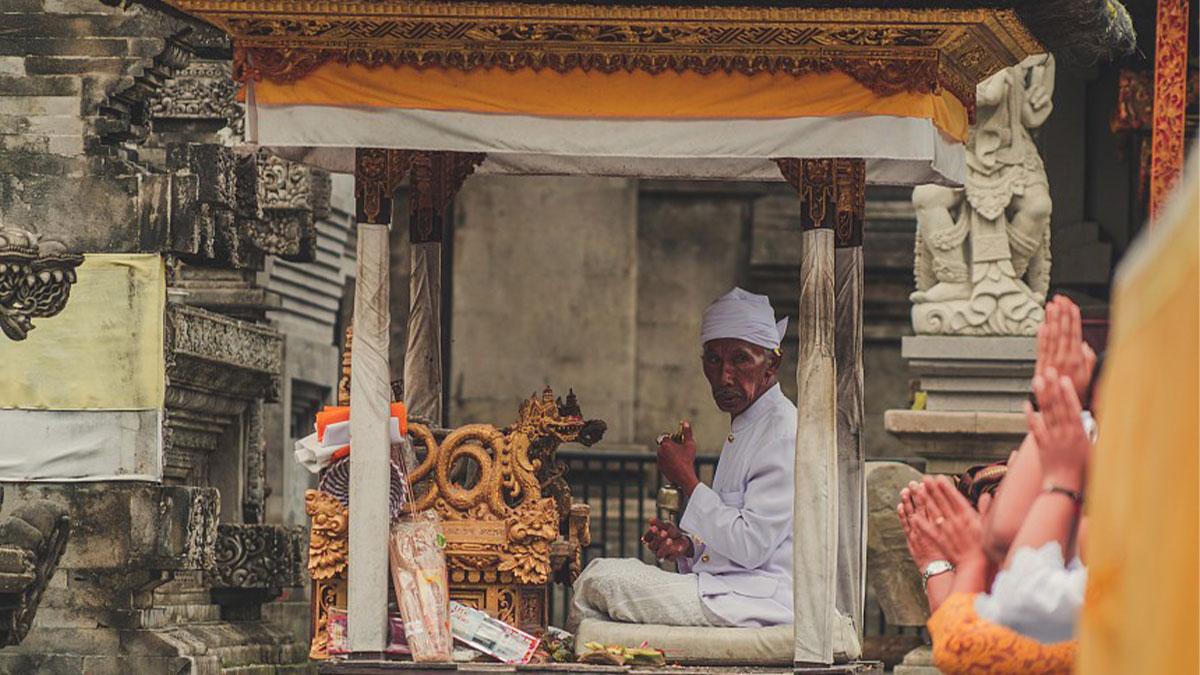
[911,54,1055,336]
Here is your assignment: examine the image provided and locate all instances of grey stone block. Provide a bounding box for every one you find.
[0,653,84,675]
[901,335,1037,361]
[0,572,35,594]
[0,14,149,40]
[0,548,32,575]
[0,95,77,116]
[0,58,25,77]
[0,147,76,174]
[0,38,129,58]
[17,626,121,655]
[42,0,125,13]
[23,56,128,76]
[0,0,45,11]
[0,75,80,96]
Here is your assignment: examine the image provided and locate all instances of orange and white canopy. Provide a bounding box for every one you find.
[154,0,1049,186]
[246,61,970,184]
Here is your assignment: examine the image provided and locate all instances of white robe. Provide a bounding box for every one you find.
[678,383,796,627]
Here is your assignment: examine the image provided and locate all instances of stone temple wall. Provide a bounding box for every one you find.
[0,0,322,671]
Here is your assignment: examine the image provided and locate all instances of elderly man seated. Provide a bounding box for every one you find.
[568,287,794,630]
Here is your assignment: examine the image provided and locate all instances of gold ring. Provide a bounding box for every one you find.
[935,517,945,525]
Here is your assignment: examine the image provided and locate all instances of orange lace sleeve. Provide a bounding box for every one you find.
[928,591,1076,675]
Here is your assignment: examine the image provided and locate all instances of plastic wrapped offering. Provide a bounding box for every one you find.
[327,608,349,655]
[448,601,540,664]
[388,511,452,661]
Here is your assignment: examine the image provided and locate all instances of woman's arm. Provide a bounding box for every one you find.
[1002,371,1089,569]
[981,436,1041,562]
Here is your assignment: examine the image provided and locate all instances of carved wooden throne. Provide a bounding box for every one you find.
[306,329,604,657]
[405,386,604,633]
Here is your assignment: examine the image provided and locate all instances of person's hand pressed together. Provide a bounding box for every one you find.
[1034,296,1097,400]
[641,517,694,562]
[916,476,990,594]
[900,479,959,611]
[1025,368,1091,494]
[899,480,945,569]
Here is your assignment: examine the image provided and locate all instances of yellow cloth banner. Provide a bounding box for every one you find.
[1077,158,1198,674]
[250,62,969,142]
[0,254,165,410]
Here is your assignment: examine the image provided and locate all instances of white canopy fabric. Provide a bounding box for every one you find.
[248,86,966,186]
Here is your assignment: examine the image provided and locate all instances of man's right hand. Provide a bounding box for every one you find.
[641,518,695,562]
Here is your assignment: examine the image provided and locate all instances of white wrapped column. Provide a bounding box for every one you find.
[778,157,865,665]
[347,220,392,652]
[834,245,866,635]
[794,226,838,665]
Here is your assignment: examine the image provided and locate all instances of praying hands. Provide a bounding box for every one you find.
[1035,296,1097,400]
[1026,368,1092,495]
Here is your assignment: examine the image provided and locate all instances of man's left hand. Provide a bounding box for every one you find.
[642,518,695,562]
[657,422,700,496]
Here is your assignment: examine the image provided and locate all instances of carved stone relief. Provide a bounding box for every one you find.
[0,500,71,647]
[165,304,281,524]
[150,59,244,135]
[910,54,1055,336]
[165,144,326,270]
[209,523,306,590]
[0,226,84,341]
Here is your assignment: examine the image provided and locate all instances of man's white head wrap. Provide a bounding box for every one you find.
[700,287,787,351]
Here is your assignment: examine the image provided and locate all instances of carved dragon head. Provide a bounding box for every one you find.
[507,387,607,448]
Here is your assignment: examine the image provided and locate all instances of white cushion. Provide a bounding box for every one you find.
[574,616,862,665]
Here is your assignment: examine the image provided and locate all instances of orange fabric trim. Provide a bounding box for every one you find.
[315,406,349,442]
[928,592,1075,675]
[250,62,968,142]
[316,402,407,441]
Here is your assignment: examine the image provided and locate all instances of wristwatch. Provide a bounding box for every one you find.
[921,560,954,591]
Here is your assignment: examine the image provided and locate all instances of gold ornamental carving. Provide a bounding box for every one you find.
[304,490,348,581]
[405,387,605,587]
[1148,0,1191,224]
[306,361,604,636]
[163,1,1046,121]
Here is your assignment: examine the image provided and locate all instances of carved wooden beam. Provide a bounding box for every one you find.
[162,2,1049,122]
[353,148,417,225]
[775,157,865,248]
[1149,0,1190,224]
[353,149,484,241]
[408,151,486,244]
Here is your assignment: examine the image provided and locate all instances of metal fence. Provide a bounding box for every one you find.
[547,448,925,640]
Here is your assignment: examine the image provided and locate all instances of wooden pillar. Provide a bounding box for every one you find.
[404,152,483,423]
[777,157,866,664]
[833,159,867,637]
[1148,0,1190,224]
[347,148,396,653]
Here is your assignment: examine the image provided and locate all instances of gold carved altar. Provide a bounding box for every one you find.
[307,332,604,658]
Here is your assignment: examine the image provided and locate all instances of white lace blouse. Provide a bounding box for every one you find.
[974,542,1087,643]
